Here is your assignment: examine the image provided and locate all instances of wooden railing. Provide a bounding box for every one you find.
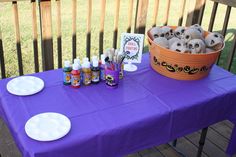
[0,0,236,79]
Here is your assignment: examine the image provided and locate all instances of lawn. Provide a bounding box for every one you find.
[0,0,236,77]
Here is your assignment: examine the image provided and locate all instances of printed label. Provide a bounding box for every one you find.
[63,72,71,83]
[71,75,81,87]
[83,72,91,85]
[92,71,100,82]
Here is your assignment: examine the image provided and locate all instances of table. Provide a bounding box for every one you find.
[0,53,236,157]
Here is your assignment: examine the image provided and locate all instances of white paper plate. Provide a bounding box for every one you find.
[7,76,44,96]
[25,112,71,141]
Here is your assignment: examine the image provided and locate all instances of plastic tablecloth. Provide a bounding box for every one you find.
[0,53,236,157]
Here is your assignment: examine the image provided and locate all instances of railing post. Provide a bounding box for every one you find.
[186,0,206,26]
[39,0,54,71]
[135,0,149,34]
[0,25,6,79]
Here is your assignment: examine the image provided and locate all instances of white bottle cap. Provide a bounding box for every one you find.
[64,61,71,67]
[72,63,79,70]
[85,61,90,68]
[101,54,106,64]
[93,60,99,67]
[83,57,89,63]
[92,56,98,62]
[82,61,90,68]
[74,58,80,65]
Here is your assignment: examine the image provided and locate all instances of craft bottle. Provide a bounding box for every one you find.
[74,58,82,80]
[100,54,106,81]
[71,63,81,88]
[63,61,72,85]
[82,61,92,86]
[91,59,100,84]
[81,58,89,82]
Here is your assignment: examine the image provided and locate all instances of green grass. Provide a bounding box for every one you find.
[0,0,236,77]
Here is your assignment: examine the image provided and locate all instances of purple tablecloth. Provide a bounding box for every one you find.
[0,53,236,157]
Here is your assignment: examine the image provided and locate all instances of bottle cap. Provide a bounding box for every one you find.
[83,57,89,63]
[82,61,90,68]
[72,63,79,70]
[64,61,71,67]
[93,60,99,67]
[92,56,98,62]
[74,58,80,65]
[101,54,106,64]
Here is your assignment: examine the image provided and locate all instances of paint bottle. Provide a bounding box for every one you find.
[81,58,89,82]
[91,59,100,84]
[82,61,92,85]
[100,54,106,81]
[63,61,72,85]
[74,58,82,79]
[71,63,81,88]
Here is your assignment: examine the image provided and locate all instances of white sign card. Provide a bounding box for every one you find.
[120,33,144,63]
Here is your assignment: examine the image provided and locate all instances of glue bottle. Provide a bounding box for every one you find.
[91,59,100,84]
[82,61,92,85]
[63,61,72,85]
[100,54,106,81]
[71,63,81,88]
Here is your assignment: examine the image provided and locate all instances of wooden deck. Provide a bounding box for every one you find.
[0,119,235,157]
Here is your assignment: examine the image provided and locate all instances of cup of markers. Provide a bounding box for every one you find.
[103,48,125,89]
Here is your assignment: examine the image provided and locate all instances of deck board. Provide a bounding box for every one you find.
[205,127,229,151]
[211,121,233,140]
[186,131,227,157]
[172,137,208,157]
[0,118,235,157]
[138,147,164,157]
[156,144,181,157]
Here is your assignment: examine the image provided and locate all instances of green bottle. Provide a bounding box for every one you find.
[63,61,72,85]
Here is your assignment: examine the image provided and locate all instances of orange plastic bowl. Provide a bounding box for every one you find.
[147,26,224,80]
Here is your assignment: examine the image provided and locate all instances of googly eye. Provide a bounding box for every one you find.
[154,34,159,38]
[195,43,200,48]
[181,29,185,33]
[176,32,180,35]
[160,33,165,37]
[214,34,219,38]
[211,40,215,45]
[186,35,190,39]
[189,44,193,49]
[177,43,181,46]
